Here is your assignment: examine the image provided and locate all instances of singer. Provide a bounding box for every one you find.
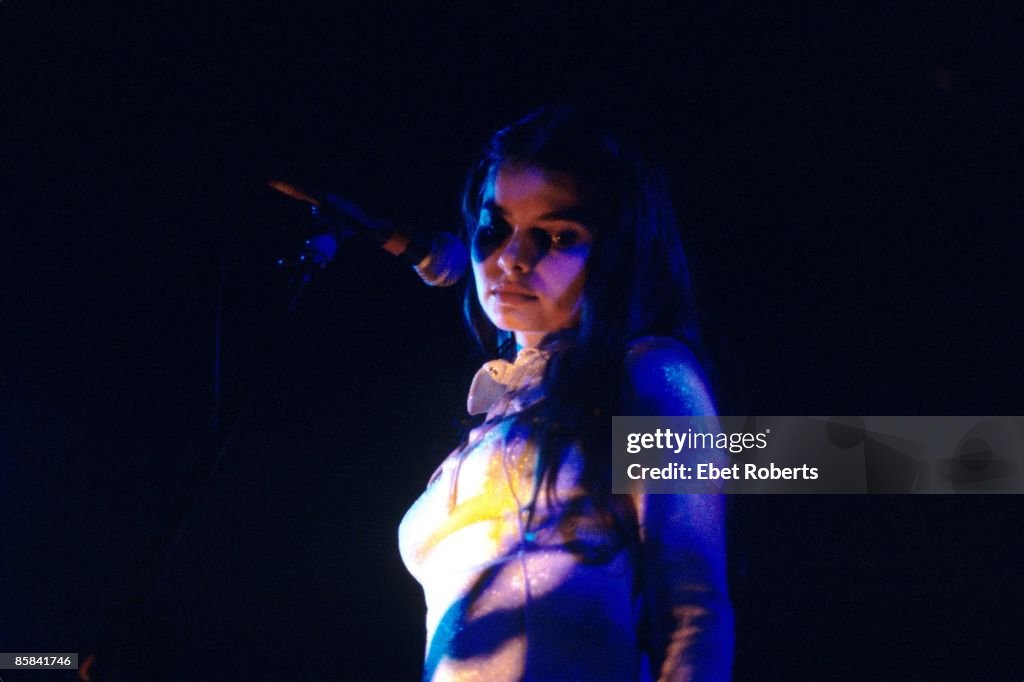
[399,107,733,681]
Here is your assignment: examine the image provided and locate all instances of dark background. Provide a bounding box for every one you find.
[2,1,1022,680]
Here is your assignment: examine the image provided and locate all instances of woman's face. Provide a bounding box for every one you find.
[472,166,593,349]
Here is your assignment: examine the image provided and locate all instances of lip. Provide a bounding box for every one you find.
[491,286,538,302]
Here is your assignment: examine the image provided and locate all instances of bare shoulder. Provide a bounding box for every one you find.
[623,336,716,416]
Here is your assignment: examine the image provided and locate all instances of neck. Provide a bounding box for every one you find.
[513,327,581,354]
[514,331,546,350]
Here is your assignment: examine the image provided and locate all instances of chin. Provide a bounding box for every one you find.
[489,318,525,335]
[485,310,532,334]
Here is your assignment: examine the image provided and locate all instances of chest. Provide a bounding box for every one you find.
[399,419,591,582]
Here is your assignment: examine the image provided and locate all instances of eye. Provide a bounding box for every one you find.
[550,230,582,248]
[471,218,511,262]
[475,219,510,245]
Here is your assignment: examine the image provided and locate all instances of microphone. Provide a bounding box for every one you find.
[267,180,468,287]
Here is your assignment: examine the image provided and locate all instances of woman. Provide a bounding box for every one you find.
[399,106,733,681]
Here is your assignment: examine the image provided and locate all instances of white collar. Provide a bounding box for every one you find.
[466,348,550,416]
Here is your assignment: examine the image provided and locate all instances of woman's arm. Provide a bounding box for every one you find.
[624,337,735,682]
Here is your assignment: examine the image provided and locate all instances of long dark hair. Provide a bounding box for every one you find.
[461,106,704,527]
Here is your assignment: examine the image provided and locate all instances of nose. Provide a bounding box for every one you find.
[497,228,538,274]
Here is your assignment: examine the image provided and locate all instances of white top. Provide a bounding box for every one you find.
[399,339,733,681]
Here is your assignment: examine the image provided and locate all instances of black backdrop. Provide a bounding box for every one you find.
[3,2,1023,680]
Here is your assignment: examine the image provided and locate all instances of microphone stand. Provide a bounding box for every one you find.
[82,207,347,681]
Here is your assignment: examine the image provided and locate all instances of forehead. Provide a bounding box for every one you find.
[484,166,582,214]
